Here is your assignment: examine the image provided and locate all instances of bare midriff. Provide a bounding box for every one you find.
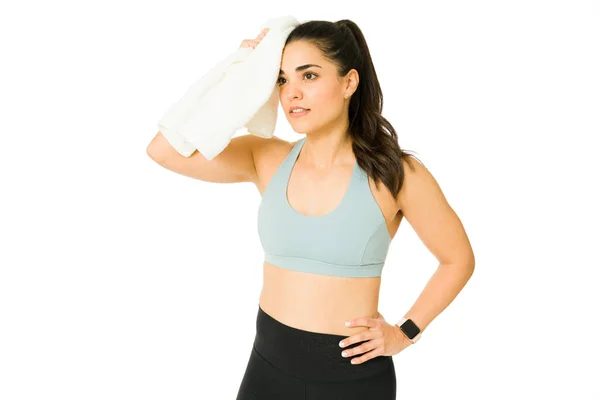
[259,261,382,337]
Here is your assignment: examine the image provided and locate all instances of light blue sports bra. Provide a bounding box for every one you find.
[257,137,392,278]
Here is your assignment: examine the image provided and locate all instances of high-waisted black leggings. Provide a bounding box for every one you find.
[236,304,396,399]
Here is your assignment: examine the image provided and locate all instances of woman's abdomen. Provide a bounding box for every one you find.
[259,262,382,336]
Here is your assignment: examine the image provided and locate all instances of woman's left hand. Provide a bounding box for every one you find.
[339,311,412,365]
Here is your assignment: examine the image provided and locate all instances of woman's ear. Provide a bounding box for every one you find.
[345,69,359,94]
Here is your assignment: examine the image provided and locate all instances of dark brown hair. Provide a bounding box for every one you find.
[284,19,423,200]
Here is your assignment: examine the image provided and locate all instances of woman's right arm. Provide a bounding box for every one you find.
[146,28,271,184]
[146,131,266,184]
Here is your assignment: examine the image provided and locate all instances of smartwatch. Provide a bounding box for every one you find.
[395,317,422,344]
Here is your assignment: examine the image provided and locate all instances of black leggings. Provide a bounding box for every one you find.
[236,304,396,399]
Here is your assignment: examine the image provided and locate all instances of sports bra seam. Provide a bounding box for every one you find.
[265,252,383,268]
[359,220,388,266]
[359,228,374,267]
[361,172,392,242]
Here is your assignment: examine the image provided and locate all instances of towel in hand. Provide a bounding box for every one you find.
[157,16,300,159]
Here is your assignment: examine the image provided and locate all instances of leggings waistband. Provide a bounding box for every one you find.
[252,304,392,382]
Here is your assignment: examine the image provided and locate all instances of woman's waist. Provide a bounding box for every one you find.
[259,271,381,336]
[259,295,379,336]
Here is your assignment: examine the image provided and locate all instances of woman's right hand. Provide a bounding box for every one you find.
[239,28,269,49]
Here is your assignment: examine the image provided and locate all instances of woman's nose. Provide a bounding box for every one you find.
[285,85,303,101]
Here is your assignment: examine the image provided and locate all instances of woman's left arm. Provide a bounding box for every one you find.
[394,156,476,334]
[340,157,476,365]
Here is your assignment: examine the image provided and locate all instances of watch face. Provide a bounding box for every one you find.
[401,319,421,339]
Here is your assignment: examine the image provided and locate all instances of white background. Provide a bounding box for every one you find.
[1,0,599,399]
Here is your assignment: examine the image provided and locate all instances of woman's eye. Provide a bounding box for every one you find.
[277,72,317,86]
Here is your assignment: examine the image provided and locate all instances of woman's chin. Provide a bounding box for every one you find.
[291,127,308,134]
[289,120,310,130]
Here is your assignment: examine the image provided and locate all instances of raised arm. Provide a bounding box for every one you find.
[146,131,264,184]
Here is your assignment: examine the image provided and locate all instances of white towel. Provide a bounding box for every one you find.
[157,16,300,159]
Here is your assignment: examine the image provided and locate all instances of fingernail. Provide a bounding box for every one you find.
[345,321,350,326]
[341,351,348,357]
[339,341,345,347]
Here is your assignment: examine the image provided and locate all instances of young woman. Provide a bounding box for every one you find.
[147,19,475,400]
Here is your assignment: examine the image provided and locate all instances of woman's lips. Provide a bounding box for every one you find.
[290,109,310,117]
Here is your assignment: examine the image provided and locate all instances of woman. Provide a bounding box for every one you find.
[147,19,475,400]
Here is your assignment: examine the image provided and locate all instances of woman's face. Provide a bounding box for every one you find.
[278,40,349,134]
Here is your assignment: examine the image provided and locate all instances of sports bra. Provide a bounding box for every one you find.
[257,137,392,278]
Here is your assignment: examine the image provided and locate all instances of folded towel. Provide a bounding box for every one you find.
[157,16,300,159]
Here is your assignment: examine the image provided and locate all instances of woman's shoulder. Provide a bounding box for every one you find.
[252,134,299,193]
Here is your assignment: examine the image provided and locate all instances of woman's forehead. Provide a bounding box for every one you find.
[280,42,325,70]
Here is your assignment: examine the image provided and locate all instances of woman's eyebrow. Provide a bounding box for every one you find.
[279,64,322,76]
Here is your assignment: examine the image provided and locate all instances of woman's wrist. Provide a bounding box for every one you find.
[393,323,412,347]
